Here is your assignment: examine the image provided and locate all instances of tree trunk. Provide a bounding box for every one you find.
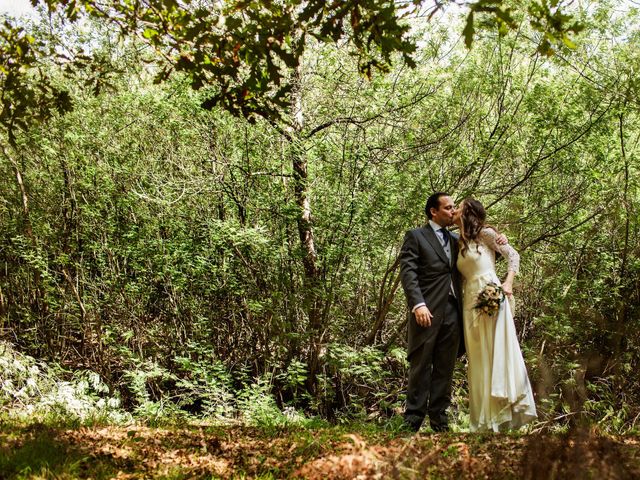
[1,144,49,351]
[288,68,324,394]
[365,256,402,346]
[2,145,35,244]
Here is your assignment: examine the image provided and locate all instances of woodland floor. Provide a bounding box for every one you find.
[1,422,640,479]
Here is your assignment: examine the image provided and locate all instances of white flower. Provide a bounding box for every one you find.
[26,377,38,391]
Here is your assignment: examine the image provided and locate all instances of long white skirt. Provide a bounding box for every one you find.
[463,274,537,432]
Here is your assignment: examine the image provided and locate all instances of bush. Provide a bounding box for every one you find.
[0,342,130,424]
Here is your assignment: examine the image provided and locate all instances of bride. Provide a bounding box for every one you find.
[453,198,537,432]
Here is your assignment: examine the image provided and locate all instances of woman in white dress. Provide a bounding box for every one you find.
[453,198,537,432]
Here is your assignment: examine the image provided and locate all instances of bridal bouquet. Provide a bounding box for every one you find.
[474,282,505,316]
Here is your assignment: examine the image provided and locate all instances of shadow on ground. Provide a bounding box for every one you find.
[1,423,639,479]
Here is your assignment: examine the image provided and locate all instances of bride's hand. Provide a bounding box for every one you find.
[502,281,513,296]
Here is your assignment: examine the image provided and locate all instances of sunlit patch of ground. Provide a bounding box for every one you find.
[1,423,639,479]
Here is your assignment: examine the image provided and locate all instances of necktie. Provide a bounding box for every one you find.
[439,228,455,294]
[439,228,449,246]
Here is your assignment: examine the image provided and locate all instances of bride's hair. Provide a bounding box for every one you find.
[459,198,498,256]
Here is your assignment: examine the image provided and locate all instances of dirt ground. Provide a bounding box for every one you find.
[1,423,639,479]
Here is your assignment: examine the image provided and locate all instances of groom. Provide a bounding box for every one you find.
[399,192,463,433]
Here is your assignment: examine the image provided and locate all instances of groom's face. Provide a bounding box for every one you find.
[431,195,455,227]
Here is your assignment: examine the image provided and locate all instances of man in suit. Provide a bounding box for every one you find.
[400,192,462,432]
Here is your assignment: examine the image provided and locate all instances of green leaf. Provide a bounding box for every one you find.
[561,34,576,49]
[142,28,159,39]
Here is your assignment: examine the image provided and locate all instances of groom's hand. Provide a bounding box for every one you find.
[496,233,508,245]
[415,306,433,327]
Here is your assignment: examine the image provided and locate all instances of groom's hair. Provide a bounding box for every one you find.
[425,192,450,219]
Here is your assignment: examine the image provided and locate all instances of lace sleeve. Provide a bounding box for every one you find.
[479,228,520,273]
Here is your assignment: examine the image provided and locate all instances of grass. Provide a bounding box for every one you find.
[0,416,409,479]
[1,417,639,479]
[0,423,117,479]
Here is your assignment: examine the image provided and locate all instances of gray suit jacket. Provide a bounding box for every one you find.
[399,225,463,357]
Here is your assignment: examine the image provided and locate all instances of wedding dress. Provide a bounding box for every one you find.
[456,228,537,432]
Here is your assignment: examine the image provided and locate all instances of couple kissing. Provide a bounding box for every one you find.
[400,192,537,433]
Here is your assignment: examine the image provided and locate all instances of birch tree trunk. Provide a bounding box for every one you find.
[288,67,324,394]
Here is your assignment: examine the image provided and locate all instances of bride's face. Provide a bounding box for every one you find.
[453,202,464,225]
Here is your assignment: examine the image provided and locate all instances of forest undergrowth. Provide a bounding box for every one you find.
[2,342,640,479]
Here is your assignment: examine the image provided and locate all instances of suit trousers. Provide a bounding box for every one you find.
[405,296,461,431]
